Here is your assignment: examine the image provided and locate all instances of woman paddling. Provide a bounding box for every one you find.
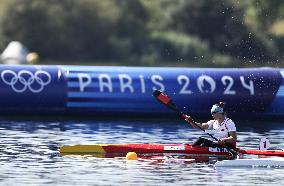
[185,102,237,149]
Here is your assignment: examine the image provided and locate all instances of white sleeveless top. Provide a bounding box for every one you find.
[206,117,236,140]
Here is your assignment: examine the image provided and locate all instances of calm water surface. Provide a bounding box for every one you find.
[0,119,284,186]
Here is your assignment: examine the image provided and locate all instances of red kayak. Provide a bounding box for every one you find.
[60,143,284,157]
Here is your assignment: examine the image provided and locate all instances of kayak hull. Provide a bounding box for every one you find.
[60,144,230,156]
[60,143,284,157]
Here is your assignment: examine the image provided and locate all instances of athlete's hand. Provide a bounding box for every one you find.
[184,115,193,123]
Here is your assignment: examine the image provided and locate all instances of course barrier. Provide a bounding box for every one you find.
[0,65,283,118]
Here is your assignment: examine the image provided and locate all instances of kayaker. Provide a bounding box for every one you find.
[185,102,237,149]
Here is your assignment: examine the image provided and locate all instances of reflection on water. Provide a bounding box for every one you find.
[0,119,284,185]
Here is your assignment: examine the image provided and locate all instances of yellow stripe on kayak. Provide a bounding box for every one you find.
[60,144,107,154]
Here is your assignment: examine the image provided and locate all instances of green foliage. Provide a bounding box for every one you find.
[167,0,278,63]
[0,0,283,67]
[0,0,117,60]
[147,31,211,62]
[253,0,284,30]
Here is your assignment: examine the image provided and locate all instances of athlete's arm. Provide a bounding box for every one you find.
[219,131,237,144]
[184,115,209,130]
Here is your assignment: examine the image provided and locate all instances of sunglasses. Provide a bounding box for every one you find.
[211,112,217,115]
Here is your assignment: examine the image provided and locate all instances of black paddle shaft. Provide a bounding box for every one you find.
[153,90,217,138]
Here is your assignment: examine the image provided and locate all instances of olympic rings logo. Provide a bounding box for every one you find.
[1,70,51,93]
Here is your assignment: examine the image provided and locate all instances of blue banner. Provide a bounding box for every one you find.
[0,64,283,118]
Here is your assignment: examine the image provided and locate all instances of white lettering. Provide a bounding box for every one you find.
[76,73,256,95]
[139,75,146,93]
[177,75,192,94]
[164,145,185,151]
[98,74,112,92]
[222,76,236,95]
[209,147,228,152]
[78,73,91,92]
[118,74,134,93]
[240,76,254,95]
[151,75,165,92]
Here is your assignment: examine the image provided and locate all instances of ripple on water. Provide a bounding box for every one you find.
[0,120,284,185]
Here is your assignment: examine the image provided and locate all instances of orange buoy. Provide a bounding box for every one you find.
[126,152,138,160]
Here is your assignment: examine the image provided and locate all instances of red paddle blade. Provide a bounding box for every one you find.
[153,90,170,104]
[153,90,179,113]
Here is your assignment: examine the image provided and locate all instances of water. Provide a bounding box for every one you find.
[0,119,284,185]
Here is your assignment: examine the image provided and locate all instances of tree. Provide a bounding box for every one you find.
[167,0,277,63]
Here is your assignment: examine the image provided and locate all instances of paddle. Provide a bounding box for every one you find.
[153,90,238,157]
